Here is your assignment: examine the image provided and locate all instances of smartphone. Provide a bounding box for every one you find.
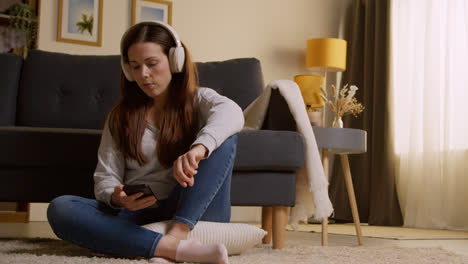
[123,184,157,199]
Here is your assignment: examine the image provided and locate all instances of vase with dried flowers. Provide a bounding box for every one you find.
[320,84,365,128]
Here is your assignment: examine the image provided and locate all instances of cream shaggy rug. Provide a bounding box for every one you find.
[1,237,467,264]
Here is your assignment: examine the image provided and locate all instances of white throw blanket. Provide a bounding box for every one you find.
[243,80,333,227]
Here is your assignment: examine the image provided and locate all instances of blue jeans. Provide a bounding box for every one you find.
[47,135,237,258]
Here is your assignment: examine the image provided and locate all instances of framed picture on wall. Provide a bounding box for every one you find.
[132,0,172,25]
[57,0,103,46]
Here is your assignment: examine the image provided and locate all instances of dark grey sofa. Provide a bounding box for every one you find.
[0,50,304,248]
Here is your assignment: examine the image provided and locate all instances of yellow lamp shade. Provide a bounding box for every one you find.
[294,74,324,109]
[306,38,347,72]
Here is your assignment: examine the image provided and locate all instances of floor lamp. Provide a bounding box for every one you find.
[305,38,347,244]
[306,38,347,127]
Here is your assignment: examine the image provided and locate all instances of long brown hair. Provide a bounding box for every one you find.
[108,22,199,168]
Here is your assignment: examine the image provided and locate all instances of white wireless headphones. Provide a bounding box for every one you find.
[120,20,185,81]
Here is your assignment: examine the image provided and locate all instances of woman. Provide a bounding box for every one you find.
[47,21,244,264]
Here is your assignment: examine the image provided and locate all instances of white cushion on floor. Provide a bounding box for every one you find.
[142,221,267,255]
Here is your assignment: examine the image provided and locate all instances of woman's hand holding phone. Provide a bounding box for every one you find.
[111,185,157,211]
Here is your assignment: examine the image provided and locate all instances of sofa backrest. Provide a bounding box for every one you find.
[0,53,23,126]
[196,58,264,110]
[16,50,121,129]
[14,50,264,130]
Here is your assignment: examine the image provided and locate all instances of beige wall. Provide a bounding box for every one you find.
[33,0,350,222]
[38,0,350,83]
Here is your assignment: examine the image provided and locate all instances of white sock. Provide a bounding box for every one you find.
[148,257,173,263]
[175,239,229,264]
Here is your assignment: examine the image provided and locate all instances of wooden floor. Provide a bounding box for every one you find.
[0,222,467,256]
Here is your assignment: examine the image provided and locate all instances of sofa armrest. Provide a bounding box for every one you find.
[235,129,304,171]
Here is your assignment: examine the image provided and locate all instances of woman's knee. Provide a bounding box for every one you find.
[47,195,75,232]
[213,134,238,157]
[48,195,73,215]
[223,134,238,149]
[47,195,89,225]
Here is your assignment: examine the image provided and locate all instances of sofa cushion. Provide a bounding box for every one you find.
[0,126,101,168]
[0,127,303,172]
[0,53,23,126]
[0,169,297,204]
[0,167,95,202]
[197,58,264,110]
[235,129,304,171]
[0,127,299,204]
[16,50,121,129]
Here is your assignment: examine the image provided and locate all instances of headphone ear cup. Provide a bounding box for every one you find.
[169,46,185,73]
[121,57,134,81]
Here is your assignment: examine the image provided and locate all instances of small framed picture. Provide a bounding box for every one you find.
[57,0,103,46]
[132,0,172,25]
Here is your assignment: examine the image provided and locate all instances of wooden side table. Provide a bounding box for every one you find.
[312,126,367,246]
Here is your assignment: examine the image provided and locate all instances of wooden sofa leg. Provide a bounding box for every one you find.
[272,206,288,249]
[261,206,272,244]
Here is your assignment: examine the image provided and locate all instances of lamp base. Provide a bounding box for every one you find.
[308,109,323,127]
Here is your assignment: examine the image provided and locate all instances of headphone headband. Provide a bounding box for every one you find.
[120,20,185,81]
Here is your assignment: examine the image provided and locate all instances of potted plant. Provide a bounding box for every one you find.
[5,2,37,57]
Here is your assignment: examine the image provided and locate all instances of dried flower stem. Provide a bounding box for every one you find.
[320,84,364,121]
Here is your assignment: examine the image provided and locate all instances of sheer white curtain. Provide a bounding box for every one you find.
[391,0,468,231]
